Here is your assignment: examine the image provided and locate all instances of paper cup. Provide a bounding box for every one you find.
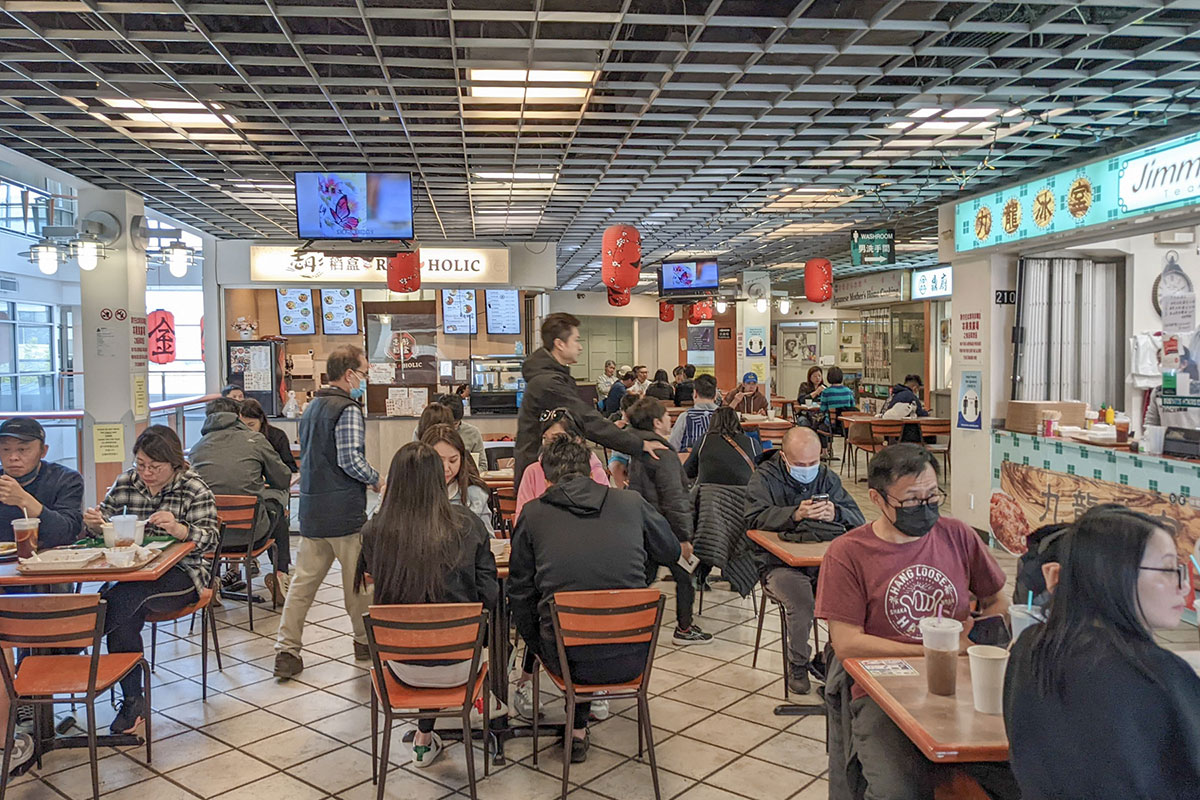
[102,523,117,549]
[968,645,1009,715]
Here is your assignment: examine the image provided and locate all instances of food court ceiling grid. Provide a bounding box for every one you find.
[1,1,1199,292]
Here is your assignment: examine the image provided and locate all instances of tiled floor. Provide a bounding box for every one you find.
[6,468,1196,800]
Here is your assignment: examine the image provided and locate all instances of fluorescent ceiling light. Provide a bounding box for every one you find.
[100,98,235,127]
[909,108,941,118]
[234,182,293,190]
[473,171,557,181]
[945,108,1000,118]
[468,69,595,99]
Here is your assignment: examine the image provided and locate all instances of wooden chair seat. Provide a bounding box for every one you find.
[13,652,142,697]
[370,663,489,711]
[543,669,645,695]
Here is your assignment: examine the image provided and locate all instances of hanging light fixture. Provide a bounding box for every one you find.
[68,211,122,272]
[71,236,104,270]
[778,297,791,315]
[755,297,768,313]
[19,239,64,275]
[160,241,196,278]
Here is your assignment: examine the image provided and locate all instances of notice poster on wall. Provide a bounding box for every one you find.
[745,325,767,358]
[958,311,982,364]
[957,370,983,430]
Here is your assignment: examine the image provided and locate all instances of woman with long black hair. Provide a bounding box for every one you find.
[683,405,759,485]
[1003,506,1200,798]
[354,442,497,769]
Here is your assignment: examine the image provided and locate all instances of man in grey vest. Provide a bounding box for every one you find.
[274,344,381,679]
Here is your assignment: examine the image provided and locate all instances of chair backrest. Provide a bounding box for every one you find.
[365,602,486,664]
[757,421,792,446]
[549,588,664,648]
[493,486,518,537]
[869,419,907,439]
[213,494,259,536]
[847,418,880,445]
[0,594,106,697]
[920,418,952,436]
[485,445,515,471]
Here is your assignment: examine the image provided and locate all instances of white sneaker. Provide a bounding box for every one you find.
[589,698,610,721]
[512,681,544,720]
[411,731,442,769]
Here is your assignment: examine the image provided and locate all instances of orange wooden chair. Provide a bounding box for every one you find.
[751,580,821,699]
[843,418,882,482]
[0,594,151,800]
[148,525,225,700]
[366,603,490,800]
[213,494,274,630]
[919,418,952,477]
[757,420,793,449]
[492,486,518,538]
[533,588,667,800]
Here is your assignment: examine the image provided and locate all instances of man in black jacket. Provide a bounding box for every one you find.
[509,437,679,763]
[516,313,664,486]
[745,426,864,692]
[627,396,712,645]
[0,418,84,550]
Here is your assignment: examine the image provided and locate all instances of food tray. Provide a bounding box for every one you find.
[18,547,162,575]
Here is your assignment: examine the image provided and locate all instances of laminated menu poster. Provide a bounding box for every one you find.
[320,289,359,335]
[276,289,315,335]
[441,289,477,335]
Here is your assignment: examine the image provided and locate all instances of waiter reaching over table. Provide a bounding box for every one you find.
[0,418,84,549]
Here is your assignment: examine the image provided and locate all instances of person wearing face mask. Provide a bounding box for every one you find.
[744,427,863,693]
[815,444,1015,800]
[274,344,383,680]
[0,418,84,550]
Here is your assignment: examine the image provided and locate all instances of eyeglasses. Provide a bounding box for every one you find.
[539,407,569,423]
[135,459,171,475]
[1139,563,1190,591]
[884,489,946,509]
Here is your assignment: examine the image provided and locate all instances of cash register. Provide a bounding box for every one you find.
[1163,426,1200,460]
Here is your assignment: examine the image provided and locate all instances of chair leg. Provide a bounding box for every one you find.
[244,554,254,631]
[149,622,158,670]
[369,688,378,784]
[0,698,18,800]
[200,606,209,701]
[640,694,662,800]
[531,668,540,766]
[482,678,490,778]
[85,698,100,800]
[751,588,768,669]
[637,690,644,758]
[143,661,153,765]
[463,707,477,800]
[561,694,574,800]
[777,603,790,700]
[209,605,223,671]
[377,709,393,800]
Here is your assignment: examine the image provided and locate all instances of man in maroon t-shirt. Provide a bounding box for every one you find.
[814,444,1018,800]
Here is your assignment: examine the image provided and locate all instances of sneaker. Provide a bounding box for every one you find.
[589,697,610,721]
[787,666,812,695]
[1,732,34,771]
[411,731,443,769]
[109,696,145,735]
[512,681,544,721]
[673,625,713,645]
[273,651,304,680]
[220,568,246,593]
[14,704,33,737]
[570,730,590,763]
[353,641,371,661]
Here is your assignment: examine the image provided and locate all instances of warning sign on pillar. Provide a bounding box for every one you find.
[100,308,113,321]
[130,315,148,369]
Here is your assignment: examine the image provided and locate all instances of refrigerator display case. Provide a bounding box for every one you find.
[469,355,525,415]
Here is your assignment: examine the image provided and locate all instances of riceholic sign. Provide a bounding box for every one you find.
[250,246,510,284]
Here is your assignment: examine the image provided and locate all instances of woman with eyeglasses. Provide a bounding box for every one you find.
[420,423,493,533]
[514,408,609,520]
[1003,506,1200,799]
[81,425,220,737]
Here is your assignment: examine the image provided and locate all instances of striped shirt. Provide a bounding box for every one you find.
[98,468,219,594]
[819,385,858,416]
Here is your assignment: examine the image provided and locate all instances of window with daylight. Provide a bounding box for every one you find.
[0,302,59,411]
[146,287,205,401]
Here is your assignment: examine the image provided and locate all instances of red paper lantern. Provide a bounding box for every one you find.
[658,301,675,323]
[804,257,833,303]
[601,224,642,290]
[687,303,703,325]
[387,250,421,292]
[698,299,715,320]
[607,286,630,307]
[147,309,176,364]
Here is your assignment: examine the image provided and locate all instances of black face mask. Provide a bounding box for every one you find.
[891,502,940,537]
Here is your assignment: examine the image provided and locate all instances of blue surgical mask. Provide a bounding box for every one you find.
[350,376,367,401]
[789,463,819,484]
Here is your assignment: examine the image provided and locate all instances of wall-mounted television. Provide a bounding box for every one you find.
[294,172,414,240]
[658,260,720,295]
[320,288,360,335]
[485,289,521,335]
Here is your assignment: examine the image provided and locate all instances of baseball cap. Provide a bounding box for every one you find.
[618,365,632,374]
[0,418,45,442]
[742,372,758,384]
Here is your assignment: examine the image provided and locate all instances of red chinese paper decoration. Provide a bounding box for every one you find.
[694,299,714,320]
[387,250,421,292]
[607,286,631,307]
[658,301,675,323]
[687,303,703,325]
[804,258,833,303]
[147,309,176,364]
[601,224,642,290]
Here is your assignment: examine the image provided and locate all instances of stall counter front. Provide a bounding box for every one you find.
[990,430,1199,622]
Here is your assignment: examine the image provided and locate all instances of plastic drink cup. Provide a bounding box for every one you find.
[967,645,1010,714]
[1008,604,1042,644]
[110,514,138,548]
[12,518,39,559]
[1115,419,1130,443]
[919,616,962,696]
[767,406,777,420]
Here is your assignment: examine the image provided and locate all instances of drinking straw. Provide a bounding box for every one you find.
[1190,554,1200,579]
[22,507,28,520]
[936,604,942,620]
[1027,590,1034,607]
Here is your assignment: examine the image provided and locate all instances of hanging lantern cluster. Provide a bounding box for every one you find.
[607,286,631,307]
[804,257,833,303]
[387,250,421,293]
[658,301,675,323]
[601,224,642,290]
[686,299,714,324]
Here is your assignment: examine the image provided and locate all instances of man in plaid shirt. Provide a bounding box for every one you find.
[274,344,382,679]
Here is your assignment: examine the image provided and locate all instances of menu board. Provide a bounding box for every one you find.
[485,289,521,335]
[441,289,477,335]
[276,289,315,335]
[320,288,359,335]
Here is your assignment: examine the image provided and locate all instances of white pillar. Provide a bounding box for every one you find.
[738,270,772,396]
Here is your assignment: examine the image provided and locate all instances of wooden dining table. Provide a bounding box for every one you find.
[843,656,1010,763]
[480,469,515,490]
[0,540,196,587]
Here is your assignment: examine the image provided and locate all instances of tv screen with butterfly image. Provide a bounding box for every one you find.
[294,172,414,240]
[658,260,719,295]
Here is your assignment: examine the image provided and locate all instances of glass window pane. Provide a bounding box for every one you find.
[15,304,51,323]
[0,303,12,321]
[17,375,54,411]
[17,326,52,372]
[0,377,14,412]
[0,324,13,373]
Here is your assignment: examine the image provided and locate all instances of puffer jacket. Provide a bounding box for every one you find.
[692,483,757,597]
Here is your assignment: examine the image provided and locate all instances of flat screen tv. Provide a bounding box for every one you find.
[658,260,719,295]
[485,289,521,335]
[294,172,414,240]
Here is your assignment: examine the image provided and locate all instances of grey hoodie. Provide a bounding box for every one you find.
[190,412,291,545]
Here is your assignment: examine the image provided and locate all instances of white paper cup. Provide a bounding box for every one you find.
[101,523,117,549]
[968,645,1009,715]
[1009,604,1042,644]
[133,521,146,546]
[767,407,777,420]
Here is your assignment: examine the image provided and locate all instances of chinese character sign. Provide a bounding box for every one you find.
[147,309,176,364]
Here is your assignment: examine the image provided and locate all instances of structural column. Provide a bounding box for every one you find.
[738,269,772,396]
[79,189,149,505]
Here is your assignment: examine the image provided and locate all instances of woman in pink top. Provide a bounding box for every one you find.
[514,407,609,520]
